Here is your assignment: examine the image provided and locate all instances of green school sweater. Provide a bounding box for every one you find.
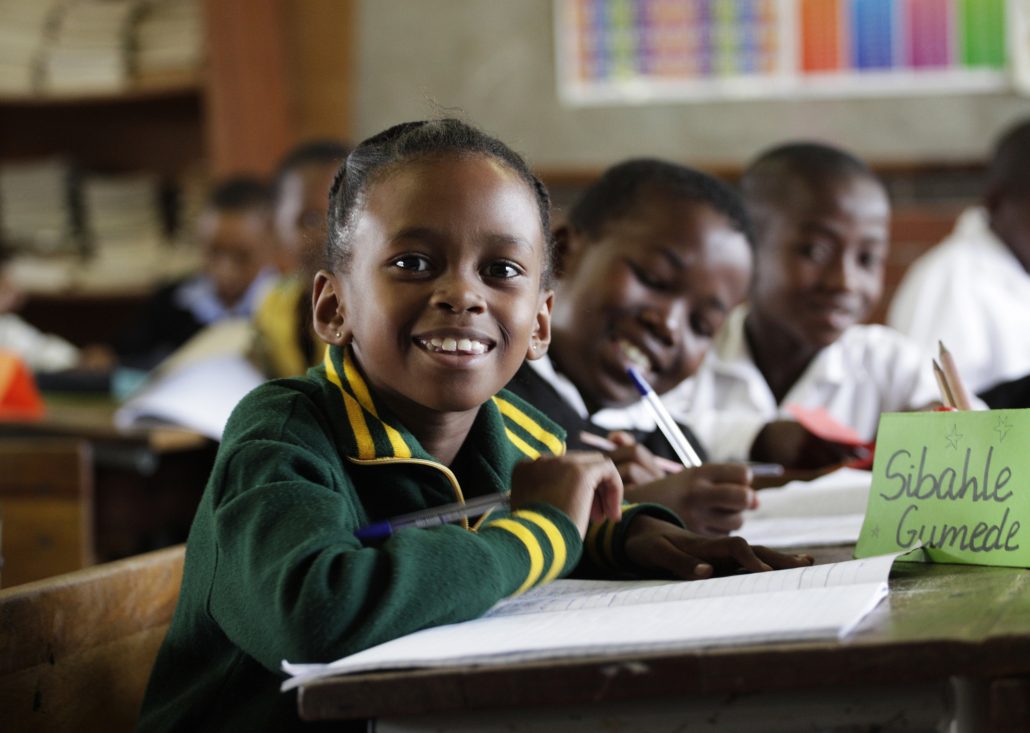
[139,345,681,732]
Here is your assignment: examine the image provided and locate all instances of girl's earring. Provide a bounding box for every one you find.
[335,331,342,339]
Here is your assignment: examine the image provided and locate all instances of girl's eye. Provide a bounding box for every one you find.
[483,261,522,279]
[857,249,885,270]
[392,254,432,272]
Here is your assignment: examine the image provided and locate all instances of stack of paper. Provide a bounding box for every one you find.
[42,0,138,94]
[134,0,203,81]
[282,552,901,688]
[735,467,873,548]
[82,171,164,244]
[0,0,61,94]
[0,158,77,254]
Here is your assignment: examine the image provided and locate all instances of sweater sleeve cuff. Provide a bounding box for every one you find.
[477,502,582,595]
[584,502,684,576]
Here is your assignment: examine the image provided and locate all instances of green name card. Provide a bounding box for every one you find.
[855,409,1029,567]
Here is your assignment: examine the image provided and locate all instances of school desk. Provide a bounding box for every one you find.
[296,545,1030,733]
[0,395,216,562]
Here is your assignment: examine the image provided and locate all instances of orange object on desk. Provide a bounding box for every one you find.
[0,352,46,420]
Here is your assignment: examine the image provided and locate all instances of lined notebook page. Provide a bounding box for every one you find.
[281,552,900,688]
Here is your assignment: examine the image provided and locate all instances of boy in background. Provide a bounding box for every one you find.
[888,118,1030,408]
[667,142,939,469]
[116,175,277,370]
[252,139,350,378]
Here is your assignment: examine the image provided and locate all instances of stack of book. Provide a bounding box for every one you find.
[0,158,76,254]
[134,0,203,83]
[42,0,138,94]
[0,0,60,95]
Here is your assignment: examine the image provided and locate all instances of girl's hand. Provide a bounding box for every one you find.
[624,514,813,580]
[510,452,624,538]
[628,463,757,535]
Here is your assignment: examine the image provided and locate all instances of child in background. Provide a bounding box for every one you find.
[506,159,759,535]
[888,118,1030,408]
[666,142,939,469]
[252,139,351,378]
[116,175,277,369]
[139,120,810,731]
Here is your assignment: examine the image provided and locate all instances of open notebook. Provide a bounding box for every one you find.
[281,550,907,690]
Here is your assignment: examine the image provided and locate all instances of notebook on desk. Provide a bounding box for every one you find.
[282,551,907,690]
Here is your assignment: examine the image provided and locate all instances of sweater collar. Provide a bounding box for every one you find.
[319,345,566,464]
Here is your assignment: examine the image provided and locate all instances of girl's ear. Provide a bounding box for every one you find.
[526,290,553,361]
[312,270,349,346]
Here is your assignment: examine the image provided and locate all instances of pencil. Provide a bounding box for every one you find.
[354,493,508,541]
[938,341,974,411]
[626,367,703,468]
[932,358,956,409]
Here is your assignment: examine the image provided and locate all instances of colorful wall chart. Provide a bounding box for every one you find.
[557,0,1012,104]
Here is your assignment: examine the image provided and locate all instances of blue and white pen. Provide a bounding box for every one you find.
[626,366,704,468]
[354,492,509,541]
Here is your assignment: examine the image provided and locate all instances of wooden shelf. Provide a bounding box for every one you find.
[0,72,203,108]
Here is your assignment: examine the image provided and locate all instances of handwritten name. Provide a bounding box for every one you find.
[880,447,1012,503]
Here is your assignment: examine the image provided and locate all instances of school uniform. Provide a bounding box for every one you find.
[139,344,679,732]
[663,305,941,462]
[888,207,1030,395]
[0,313,78,372]
[506,355,706,462]
[250,274,321,378]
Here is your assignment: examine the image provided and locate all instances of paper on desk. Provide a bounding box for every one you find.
[734,467,872,548]
[281,552,902,689]
[114,354,264,440]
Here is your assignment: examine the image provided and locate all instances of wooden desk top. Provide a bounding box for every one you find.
[0,396,209,455]
[297,547,1030,722]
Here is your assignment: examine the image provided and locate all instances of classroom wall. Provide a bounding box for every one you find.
[355,0,1030,172]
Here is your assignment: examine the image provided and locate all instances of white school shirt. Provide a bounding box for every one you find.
[0,313,79,372]
[662,305,941,462]
[526,354,659,434]
[887,207,1030,394]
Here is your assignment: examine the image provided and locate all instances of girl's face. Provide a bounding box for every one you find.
[316,155,551,417]
[750,175,889,349]
[549,195,752,408]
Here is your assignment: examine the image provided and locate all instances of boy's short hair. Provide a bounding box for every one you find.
[207,175,273,213]
[986,118,1030,198]
[567,158,753,247]
[272,139,351,201]
[326,118,553,283]
[741,142,882,240]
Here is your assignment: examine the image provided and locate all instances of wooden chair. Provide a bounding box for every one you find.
[0,438,95,588]
[0,544,184,732]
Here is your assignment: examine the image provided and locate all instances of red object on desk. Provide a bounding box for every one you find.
[0,352,46,420]
[786,404,875,469]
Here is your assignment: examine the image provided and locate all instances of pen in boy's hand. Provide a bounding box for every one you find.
[626,367,703,468]
[354,493,509,541]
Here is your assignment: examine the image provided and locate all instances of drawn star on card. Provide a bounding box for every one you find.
[944,424,963,450]
[994,415,1013,443]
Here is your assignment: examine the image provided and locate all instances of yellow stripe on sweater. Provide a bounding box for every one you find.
[342,350,411,458]
[325,350,376,459]
[513,510,566,584]
[493,396,565,456]
[489,518,544,595]
[504,428,540,460]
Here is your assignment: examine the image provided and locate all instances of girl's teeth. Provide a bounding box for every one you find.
[470,341,486,354]
[423,337,488,354]
[431,338,443,348]
[442,337,457,351]
[457,338,472,351]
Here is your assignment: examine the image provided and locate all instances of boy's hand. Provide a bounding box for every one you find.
[624,514,813,580]
[751,420,861,470]
[604,431,667,486]
[510,452,624,538]
[628,463,757,536]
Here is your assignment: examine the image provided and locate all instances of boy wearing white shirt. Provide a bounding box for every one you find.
[888,119,1030,405]
[666,143,939,468]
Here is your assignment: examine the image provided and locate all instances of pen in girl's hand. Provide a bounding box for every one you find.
[354,493,509,541]
[626,366,703,468]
